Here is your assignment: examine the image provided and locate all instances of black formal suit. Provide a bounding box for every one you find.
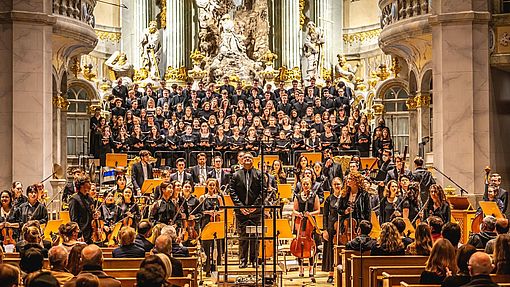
[68,192,94,243]
[220,84,235,95]
[323,158,343,182]
[208,168,230,188]
[229,167,264,265]
[191,165,212,185]
[131,161,154,194]
[112,85,128,101]
[385,168,414,184]
[170,171,193,183]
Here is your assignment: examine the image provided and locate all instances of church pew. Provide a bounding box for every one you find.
[397,274,510,287]
[341,249,370,287]
[382,273,420,287]
[333,245,345,287]
[349,255,428,287]
[105,267,196,278]
[118,276,192,287]
[369,266,424,287]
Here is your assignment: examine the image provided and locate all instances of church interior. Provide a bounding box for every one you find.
[1,0,510,287]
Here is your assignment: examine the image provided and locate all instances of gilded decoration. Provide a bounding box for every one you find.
[368,71,379,89]
[53,95,70,110]
[69,57,81,78]
[373,103,384,115]
[406,96,417,110]
[376,64,390,81]
[391,58,401,77]
[275,66,301,83]
[83,64,97,81]
[156,0,167,29]
[95,30,122,43]
[133,68,149,82]
[164,66,188,82]
[260,50,278,66]
[415,93,431,108]
[342,28,381,45]
[299,0,307,29]
[190,49,206,66]
[354,77,367,91]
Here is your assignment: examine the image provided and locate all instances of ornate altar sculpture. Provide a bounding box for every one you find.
[140,21,162,80]
[105,51,134,80]
[335,54,358,83]
[302,22,324,83]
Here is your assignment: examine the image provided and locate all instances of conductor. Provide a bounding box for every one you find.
[229,152,263,268]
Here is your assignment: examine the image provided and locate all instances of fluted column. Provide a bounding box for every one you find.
[281,0,300,68]
[166,0,185,69]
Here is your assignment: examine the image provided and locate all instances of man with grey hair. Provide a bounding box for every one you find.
[64,244,121,287]
[467,216,497,249]
[48,246,74,285]
[153,234,184,277]
[462,252,499,287]
[161,225,189,257]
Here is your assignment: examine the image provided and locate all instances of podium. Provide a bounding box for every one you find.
[448,196,476,244]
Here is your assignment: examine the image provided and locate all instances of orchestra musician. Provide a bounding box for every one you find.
[13,184,48,227]
[62,168,83,207]
[337,171,371,229]
[229,152,264,269]
[0,190,19,243]
[171,180,188,228]
[322,177,342,283]
[12,181,27,208]
[199,178,224,276]
[207,156,229,188]
[68,175,94,243]
[99,191,122,238]
[114,174,128,202]
[423,184,451,224]
[170,158,192,184]
[385,154,413,183]
[150,181,179,226]
[379,180,403,224]
[181,180,200,247]
[117,188,141,229]
[402,181,422,223]
[131,150,154,195]
[191,153,212,185]
[292,177,320,281]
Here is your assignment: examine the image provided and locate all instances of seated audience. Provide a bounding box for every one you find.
[20,247,44,281]
[112,226,145,258]
[135,221,155,252]
[442,244,477,287]
[153,234,184,277]
[391,217,414,247]
[420,239,457,284]
[428,216,444,242]
[462,252,499,287]
[17,225,49,258]
[467,215,497,249]
[346,220,376,251]
[0,263,21,287]
[485,218,509,254]
[406,223,433,256]
[137,264,166,287]
[48,246,74,286]
[58,222,85,253]
[493,234,510,275]
[75,273,99,287]
[141,254,173,280]
[370,222,405,255]
[66,244,87,276]
[25,271,59,287]
[163,225,189,257]
[441,222,462,249]
[63,244,121,287]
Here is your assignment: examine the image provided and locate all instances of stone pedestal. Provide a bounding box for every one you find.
[0,4,54,189]
[430,0,491,194]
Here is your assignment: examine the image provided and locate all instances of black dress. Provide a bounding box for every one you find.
[379,196,403,224]
[322,193,340,272]
[118,201,141,229]
[424,201,451,224]
[200,195,223,273]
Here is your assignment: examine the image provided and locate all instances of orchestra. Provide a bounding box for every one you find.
[1,148,508,284]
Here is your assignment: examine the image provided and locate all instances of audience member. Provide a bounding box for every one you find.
[485,218,509,254]
[441,222,462,248]
[0,263,21,287]
[370,222,405,255]
[58,222,85,253]
[48,246,74,286]
[406,223,433,256]
[75,273,99,287]
[441,244,477,287]
[163,225,189,257]
[66,243,87,276]
[391,217,414,247]
[137,264,166,287]
[428,216,444,242]
[345,220,376,251]
[25,271,59,287]
[153,234,184,277]
[467,215,497,249]
[63,244,121,287]
[135,221,154,252]
[112,227,145,258]
[420,239,457,284]
[493,234,510,275]
[462,252,499,287]
[20,247,44,280]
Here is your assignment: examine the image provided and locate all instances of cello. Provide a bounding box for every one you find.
[290,191,320,259]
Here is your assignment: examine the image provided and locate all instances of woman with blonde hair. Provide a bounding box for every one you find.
[493,233,510,275]
[406,223,433,256]
[379,180,402,224]
[370,222,405,255]
[420,238,458,284]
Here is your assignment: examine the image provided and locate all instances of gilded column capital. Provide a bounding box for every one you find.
[406,96,417,110]
[415,93,431,108]
[373,103,385,116]
[53,95,70,111]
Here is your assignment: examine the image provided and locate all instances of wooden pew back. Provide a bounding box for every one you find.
[369,266,424,287]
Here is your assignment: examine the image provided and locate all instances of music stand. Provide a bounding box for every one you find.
[361,157,378,171]
[302,152,322,165]
[277,184,292,200]
[314,215,324,230]
[254,155,279,170]
[448,196,472,210]
[369,211,381,239]
[194,185,206,197]
[60,211,70,224]
[201,221,226,241]
[141,179,163,195]
[106,153,128,168]
[479,201,504,219]
[221,195,235,226]
[43,219,63,240]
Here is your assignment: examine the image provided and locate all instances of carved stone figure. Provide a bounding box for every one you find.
[335,54,358,82]
[218,14,246,55]
[140,21,162,80]
[105,51,134,80]
[302,22,324,82]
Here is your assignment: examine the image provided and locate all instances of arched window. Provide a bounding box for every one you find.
[382,85,409,154]
[66,85,92,158]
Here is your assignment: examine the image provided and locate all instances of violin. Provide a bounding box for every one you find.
[2,223,15,246]
[182,219,198,243]
[91,211,106,243]
[122,214,134,228]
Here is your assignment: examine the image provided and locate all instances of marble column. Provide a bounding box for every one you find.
[281,0,300,68]
[416,92,431,148]
[430,0,490,194]
[166,0,186,69]
[0,3,54,188]
[406,96,418,159]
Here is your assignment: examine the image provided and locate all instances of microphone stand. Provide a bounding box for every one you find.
[432,166,468,196]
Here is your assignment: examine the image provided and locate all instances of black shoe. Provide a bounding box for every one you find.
[239,262,248,268]
[327,277,334,284]
[310,277,316,283]
[251,262,257,268]
[205,272,211,277]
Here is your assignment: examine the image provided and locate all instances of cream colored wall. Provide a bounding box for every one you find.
[94,0,121,28]
[343,0,380,28]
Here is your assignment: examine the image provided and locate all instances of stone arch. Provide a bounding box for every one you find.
[420,69,432,93]
[375,78,409,100]
[67,79,99,100]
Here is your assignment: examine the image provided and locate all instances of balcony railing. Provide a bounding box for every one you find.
[53,0,96,28]
[380,0,430,29]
